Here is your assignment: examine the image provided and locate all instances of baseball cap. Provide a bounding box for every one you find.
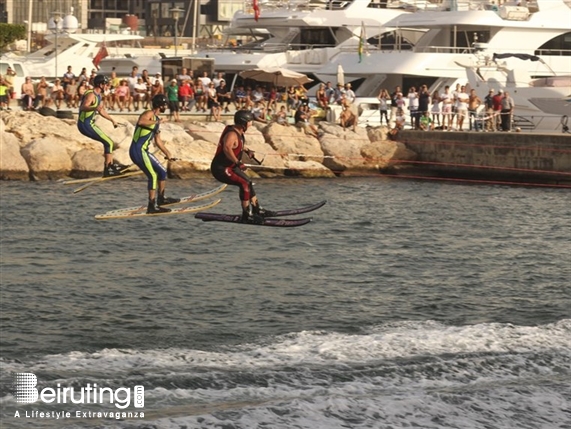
[498,89,504,93]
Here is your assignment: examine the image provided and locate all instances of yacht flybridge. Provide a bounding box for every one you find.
[192,0,415,77]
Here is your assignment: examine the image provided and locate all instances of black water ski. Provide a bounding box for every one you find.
[195,200,324,227]
[195,213,312,227]
[266,200,326,217]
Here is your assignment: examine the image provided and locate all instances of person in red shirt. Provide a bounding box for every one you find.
[178,79,193,111]
[492,89,504,132]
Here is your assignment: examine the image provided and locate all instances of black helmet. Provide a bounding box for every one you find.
[93,74,109,87]
[152,94,168,109]
[234,110,254,127]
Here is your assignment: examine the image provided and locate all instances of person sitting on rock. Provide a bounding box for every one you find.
[419,111,434,131]
[251,101,267,123]
[294,105,319,138]
[340,97,357,132]
[275,105,290,126]
[389,107,406,140]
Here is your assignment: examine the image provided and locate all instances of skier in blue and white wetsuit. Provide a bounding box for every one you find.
[129,94,180,214]
[77,74,124,177]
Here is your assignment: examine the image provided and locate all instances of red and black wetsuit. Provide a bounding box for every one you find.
[211,125,256,202]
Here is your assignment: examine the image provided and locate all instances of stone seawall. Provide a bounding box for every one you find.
[398,131,571,185]
[2,109,569,186]
[0,110,415,181]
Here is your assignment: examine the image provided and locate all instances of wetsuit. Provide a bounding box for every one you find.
[77,90,115,154]
[129,113,166,190]
[211,125,255,202]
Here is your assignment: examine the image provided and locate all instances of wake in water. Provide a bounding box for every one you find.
[1,320,570,429]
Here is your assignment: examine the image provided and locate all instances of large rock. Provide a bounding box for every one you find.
[71,149,106,177]
[0,130,29,180]
[169,122,224,178]
[184,121,227,144]
[285,160,336,178]
[21,137,73,180]
[361,141,417,171]
[319,122,372,174]
[264,122,325,173]
[367,125,390,143]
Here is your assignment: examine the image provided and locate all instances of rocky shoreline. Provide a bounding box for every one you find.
[0,110,417,181]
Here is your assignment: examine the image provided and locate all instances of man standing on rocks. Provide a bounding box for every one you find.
[77,74,124,177]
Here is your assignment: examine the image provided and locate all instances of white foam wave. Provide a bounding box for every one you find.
[1,319,569,375]
[1,320,570,429]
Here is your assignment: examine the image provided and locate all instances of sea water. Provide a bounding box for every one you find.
[0,177,570,429]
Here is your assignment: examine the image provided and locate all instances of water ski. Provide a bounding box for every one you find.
[99,184,228,216]
[95,199,221,220]
[194,200,326,227]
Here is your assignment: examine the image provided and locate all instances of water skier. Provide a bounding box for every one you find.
[77,75,125,177]
[129,94,180,214]
[210,110,275,223]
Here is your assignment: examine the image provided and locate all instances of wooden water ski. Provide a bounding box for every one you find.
[95,199,221,220]
[100,184,228,216]
[62,170,141,185]
[72,171,143,194]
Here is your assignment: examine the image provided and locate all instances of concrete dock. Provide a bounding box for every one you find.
[396,130,571,186]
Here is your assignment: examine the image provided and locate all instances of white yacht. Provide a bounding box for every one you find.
[459,52,571,132]
[314,0,571,98]
[207,0,411,72]
[100,0,414,84]
[1,33,151,79]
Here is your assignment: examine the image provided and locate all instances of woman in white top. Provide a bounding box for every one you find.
[455,86,469,131]
[407,87,419,129]
[440,86,453,130]
[377,88,390,126]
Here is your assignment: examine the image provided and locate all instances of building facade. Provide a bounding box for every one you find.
[0,0,242,37]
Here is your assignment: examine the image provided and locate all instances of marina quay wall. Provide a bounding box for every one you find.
[397,131,571,185]
[1,108,570,186]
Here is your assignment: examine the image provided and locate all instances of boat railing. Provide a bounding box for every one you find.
[202,41,337,54]
[535,48,571,57]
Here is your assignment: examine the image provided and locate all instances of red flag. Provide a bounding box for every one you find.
[93,45,109,70]
[253,0,260,22]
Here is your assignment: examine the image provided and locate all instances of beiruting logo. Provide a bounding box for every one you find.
[12,373,144,420]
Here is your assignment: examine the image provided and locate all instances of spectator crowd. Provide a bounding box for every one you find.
[1,64,516,133]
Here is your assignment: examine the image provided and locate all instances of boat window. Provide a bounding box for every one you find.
[535,32,571,56]
[326,0,351,9]
[368,31,415,50]
[450,30,490,49]
[0,63,25,76]
[13,63,26,77]
[298,28,337,49]
[74,43,92,59]
[367,0,393,8]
